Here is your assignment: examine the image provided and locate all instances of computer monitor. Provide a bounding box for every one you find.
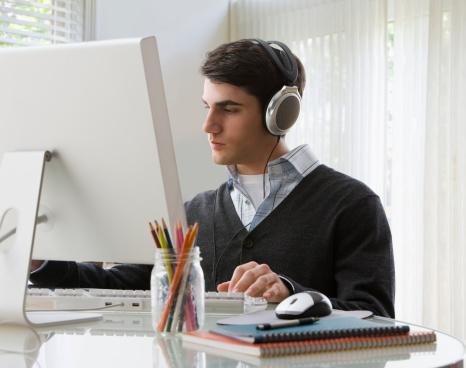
[0,36,185,263]
[0,37,186,325]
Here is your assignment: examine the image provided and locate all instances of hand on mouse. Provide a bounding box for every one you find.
[216,261,290,303]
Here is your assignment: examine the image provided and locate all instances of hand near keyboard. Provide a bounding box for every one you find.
[30,260,45,272]
[216,261,290,303]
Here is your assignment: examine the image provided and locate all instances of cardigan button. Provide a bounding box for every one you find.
[243,239,254,249]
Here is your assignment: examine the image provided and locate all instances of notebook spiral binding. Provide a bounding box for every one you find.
[259,331,437,358]
[255,325,410,343]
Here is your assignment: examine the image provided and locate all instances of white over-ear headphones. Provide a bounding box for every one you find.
[252,39,301,136]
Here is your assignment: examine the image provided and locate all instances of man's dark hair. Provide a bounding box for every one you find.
[201,39,306,116]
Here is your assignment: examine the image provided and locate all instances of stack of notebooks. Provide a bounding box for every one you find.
[181,316,436,359]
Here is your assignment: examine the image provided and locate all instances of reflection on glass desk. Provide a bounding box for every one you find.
[0,311,464,368]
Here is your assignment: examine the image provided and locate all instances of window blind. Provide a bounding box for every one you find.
[0,0,85,47]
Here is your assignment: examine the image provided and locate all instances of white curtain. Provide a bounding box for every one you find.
[230,0,466,340]
[422,0,466,339]
[390,0,429,327]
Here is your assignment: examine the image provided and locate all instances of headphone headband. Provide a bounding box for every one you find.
[252,39,298,85]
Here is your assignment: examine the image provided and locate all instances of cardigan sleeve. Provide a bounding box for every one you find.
[279,195,395,318]
[29,261,152,290]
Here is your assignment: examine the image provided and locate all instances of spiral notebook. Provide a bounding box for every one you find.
[211,316,410,343]
[181,316,436,358]
[182,330,436,358]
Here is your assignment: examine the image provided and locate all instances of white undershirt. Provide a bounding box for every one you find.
[237,173,270,210]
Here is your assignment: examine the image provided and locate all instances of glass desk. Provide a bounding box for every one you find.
[0,310,464,368]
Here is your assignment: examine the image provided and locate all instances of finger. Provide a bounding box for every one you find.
[233,263,271,293]
[245,272,277,297]
[263,282,290,303]
[263,282,281,301]
[217,281,230,292]
[228,261,258,292]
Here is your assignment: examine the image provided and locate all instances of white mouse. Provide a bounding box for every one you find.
[275,291,332,319]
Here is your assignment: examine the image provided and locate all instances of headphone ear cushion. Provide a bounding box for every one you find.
[266,86,301,136]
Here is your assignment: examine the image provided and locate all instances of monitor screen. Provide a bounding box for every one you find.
[0,37,185,264]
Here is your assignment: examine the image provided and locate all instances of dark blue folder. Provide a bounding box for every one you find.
[211,316,410,343]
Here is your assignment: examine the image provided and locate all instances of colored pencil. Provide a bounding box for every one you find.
[180,221,197,331]
[149,222,162,249]
[155,221,167,249]
[171,257,192,329]
[175,221,184,254]
[162,218,174,251]
[154,221,173,284]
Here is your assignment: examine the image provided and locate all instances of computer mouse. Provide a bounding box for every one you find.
[275,291,332,319]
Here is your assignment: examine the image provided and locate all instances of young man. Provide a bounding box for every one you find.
[30,39,395,317]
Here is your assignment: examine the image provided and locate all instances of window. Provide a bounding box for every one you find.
[0,0,92,47]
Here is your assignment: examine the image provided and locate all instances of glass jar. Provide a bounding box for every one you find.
[151,246,204,334]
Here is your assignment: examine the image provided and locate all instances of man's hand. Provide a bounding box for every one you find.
[216,261,290,303]
[30,260,44,272]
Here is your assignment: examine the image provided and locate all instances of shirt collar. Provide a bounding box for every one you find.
[226,144,319,187]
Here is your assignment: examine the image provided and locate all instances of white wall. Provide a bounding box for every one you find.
[94,0,229,200]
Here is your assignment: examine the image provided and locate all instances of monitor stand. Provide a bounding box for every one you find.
[0,151,101,327]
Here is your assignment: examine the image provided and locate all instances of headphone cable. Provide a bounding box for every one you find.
[263,136,281,199]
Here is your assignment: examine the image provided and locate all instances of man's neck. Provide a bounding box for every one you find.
[236,140,289,175]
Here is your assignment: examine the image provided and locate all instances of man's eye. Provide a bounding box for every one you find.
[224,108,237,113]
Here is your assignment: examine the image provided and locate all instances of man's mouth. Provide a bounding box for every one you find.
[210,141,225,150]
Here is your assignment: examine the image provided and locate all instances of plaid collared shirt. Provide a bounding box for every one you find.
[228,144,320,231]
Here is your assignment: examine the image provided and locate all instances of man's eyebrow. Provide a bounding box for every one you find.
[201,99,243,107]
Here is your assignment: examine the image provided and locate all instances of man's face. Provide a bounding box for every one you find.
[202,79,272,169]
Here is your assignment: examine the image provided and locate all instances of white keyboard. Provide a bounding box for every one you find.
[205,291,267,314]
[26,288,267,314]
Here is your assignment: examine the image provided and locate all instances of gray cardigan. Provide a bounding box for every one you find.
[30,165,395,317]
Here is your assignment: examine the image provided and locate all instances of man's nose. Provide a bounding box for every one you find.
[202,109,221,134]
